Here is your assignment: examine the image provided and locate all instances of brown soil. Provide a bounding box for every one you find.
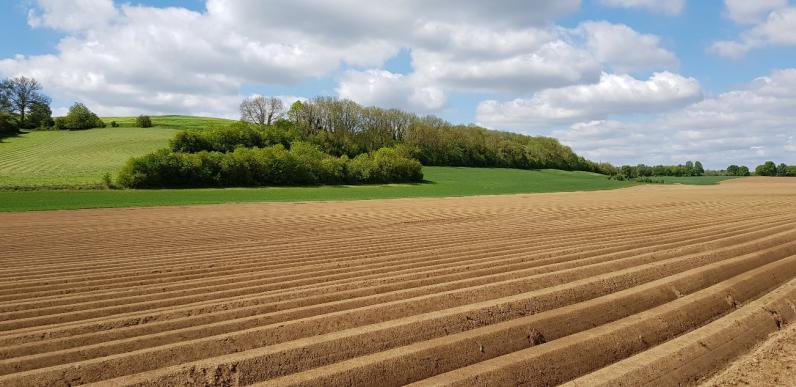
[699,321,796,387]
[0,177,794,386]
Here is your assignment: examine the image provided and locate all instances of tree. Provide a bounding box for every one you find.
[684,161,694,176]
[726,165,739,176]
[27,101,54,128]
[240,96,284,126]
[755,161,777,176]
[738,166,750,176]
[776,163,788,177]
[693,161,704,176]
[136,115,153,128]
[1,76,50,128]
[55,103,105,130]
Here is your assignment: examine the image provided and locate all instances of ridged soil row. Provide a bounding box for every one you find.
[0,203,698,289]
[3,212,779,334]
[0,200,738,284]
[2,230,795,385]
[264,249,796,387]
[404,257,796,387]
[1,199,669,264]
[0,209,732,309]
[0,210,775,324]
[3,218,788,352]
[6,200,760,276]
[0,216,789,360]
[565,281,796,386]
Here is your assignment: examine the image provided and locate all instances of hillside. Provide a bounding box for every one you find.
[0,116,235,189]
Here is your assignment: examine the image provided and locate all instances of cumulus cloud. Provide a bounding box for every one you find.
[27,0,118,31]
[0,0,687,118]
[546,69,796,167]
[575,21,678,73]
[476,72,701,128]
[711,3,796,58]
[336,70,445,112]
[723,0,789,24]
[599,0,685,15]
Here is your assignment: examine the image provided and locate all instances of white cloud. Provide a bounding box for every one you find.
[27,0,118,31]
[411,40,601,93]
[599,0,685,15]
[545,69,796,168]
[336,70,445,112]
[476,72,701,128]
[724,0,789,24]
[576,21,678,73]
[711,5,796,58]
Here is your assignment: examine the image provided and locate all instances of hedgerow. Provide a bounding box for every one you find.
[117,142,422,188]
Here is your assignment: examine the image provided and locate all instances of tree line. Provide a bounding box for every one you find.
[237,96,616,175]
[615,161,706,179]
[754,161,796,177]
[0,76,114,133]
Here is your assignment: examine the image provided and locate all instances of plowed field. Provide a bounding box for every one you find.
[1,177,794,386]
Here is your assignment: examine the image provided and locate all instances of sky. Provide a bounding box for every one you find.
[1,0,795,168]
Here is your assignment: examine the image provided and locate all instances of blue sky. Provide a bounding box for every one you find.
[1,0,794,167]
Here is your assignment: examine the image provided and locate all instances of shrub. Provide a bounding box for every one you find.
[117,143,423,188]
[0,112,18,134]
[170,122,297,153]
[635,177,665,184]
[110,121,119,128]
[58,103,105,130]
[135,115,153,128]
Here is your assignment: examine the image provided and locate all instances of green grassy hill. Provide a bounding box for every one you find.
[0,116,234,189]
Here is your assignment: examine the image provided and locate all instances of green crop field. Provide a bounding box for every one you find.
[102,115,235,130]
[653,176,739,185]
[0,167,636,212]
[0,116,234,189]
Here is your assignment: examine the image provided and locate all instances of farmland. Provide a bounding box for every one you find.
[1,177,794,386]
[0,167,635,212]
[0,116,234,189]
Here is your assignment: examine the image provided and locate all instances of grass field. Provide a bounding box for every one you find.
[0,167,636,211]
[654,176,739,185]
[0,116,234,189]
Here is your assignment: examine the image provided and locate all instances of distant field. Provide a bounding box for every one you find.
[0,116,234,189]
[101,115,235,130]
[0,167,635,211]
[654,176,739,185]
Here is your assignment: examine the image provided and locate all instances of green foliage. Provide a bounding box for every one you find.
[753,161,796,177]
[169,121,298,153]
[0,112,17,134]
[1,76,50,129]
[135,115,153,128]
[724,165,750,176]
[56,103,106,130]
[755,161,777,176]
[110,121,119,128]
[635,177,665,184]
[117,143,423,188]
[26,101,54,129]
[286,97,613,175]
[617,161,706,178]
